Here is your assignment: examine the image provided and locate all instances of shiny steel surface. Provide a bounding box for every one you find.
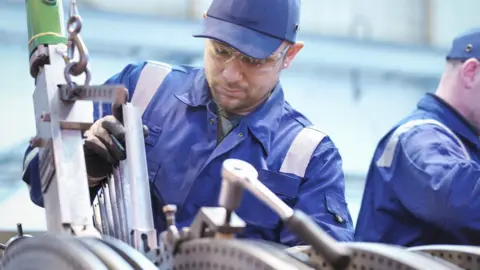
[286,244,464,270]
[408,244,480,269]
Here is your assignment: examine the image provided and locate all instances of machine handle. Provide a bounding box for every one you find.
[284,210,351,270]
[220,159,352,270]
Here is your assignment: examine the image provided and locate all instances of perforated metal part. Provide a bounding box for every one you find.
[150,236,175,268]
[1,235,108,270]
[153,238,314,270]
[408,245,480,269]
[286,243,465,270]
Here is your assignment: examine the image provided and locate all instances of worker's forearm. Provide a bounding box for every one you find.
[22,146,103,207]
[22,151,44,207]
[392,125,480,231]
[394,156,480,231]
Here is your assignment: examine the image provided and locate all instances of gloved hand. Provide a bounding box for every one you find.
[84,115,149,186]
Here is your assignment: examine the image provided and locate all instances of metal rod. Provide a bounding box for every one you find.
[92,196,103,234]
[121,103,157,251]
[16,223,24,237]
[113,168,129,242]
[118,163,133,246]
[98,189,109,235]
[102,182,115,236]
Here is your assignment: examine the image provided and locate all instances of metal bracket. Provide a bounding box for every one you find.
[58,84,128,104]
[56,84,129,131]
[189,207,246,239]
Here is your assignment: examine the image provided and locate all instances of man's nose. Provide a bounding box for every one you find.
[222,59,243,83]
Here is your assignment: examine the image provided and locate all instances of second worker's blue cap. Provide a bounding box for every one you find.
[193,0,301,59]
[446,28,480,61]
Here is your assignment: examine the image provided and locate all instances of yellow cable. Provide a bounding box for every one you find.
[28,32,64,46]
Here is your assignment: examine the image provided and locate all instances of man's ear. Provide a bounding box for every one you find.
[202,11,207,19]
[282,41,304,69]
[461,58,480,89]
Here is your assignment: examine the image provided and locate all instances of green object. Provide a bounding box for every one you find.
[25,0,67,56]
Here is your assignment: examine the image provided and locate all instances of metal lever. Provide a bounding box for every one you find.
[220,159,352,270]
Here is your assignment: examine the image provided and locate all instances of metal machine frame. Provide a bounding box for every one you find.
[24,0,157,249]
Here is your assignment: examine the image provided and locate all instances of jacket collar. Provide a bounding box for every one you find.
[418,93,480,149]
[174,69,284,155]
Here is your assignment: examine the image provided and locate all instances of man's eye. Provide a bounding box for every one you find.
[243,57,265,66]
[215,48,230,55]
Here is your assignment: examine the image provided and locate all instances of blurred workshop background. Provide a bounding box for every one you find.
[0,0,477,240]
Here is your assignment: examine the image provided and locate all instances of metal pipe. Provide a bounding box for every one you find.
[107,177,120,238]
[25,0,67,57]
[113,168,129,242]
[101,182,115,236]
[98,189,109,235]
[121,103,157,252]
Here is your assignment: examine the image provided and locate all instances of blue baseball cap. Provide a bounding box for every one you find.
[446,28,480,61]
[193,0,301,59]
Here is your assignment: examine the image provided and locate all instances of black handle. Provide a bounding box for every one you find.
[284,210,352,270]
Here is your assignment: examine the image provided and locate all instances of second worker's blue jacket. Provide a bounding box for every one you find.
[22,61,354,246]
[355,93,480,246]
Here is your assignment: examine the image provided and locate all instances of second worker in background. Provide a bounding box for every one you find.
[22,0,354,246]
[355,28,480,246]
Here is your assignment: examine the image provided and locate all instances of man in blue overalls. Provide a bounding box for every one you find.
[355,28,480,246]
[22,0,354,246]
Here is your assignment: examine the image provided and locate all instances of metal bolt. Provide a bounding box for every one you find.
[163,205,177,227]
[17,223,23,237]
[40,112,51,122]
[335,214,345,224]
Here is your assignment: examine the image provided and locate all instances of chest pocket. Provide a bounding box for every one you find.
[236,169,301,229]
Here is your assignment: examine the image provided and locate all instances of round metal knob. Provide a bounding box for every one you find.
[162,205,177,227]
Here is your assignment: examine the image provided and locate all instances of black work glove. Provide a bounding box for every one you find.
[84,115,148,186]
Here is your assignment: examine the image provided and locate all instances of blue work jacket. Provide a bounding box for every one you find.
[22,61,354,246]
[355,93,480,246]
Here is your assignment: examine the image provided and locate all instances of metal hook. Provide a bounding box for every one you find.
[65,64,91,89]
[66,34,89,76]
[67,14,82,35]
[63,0,90,88]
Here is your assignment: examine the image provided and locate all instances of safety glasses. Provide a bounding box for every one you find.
[207,40,290,73]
